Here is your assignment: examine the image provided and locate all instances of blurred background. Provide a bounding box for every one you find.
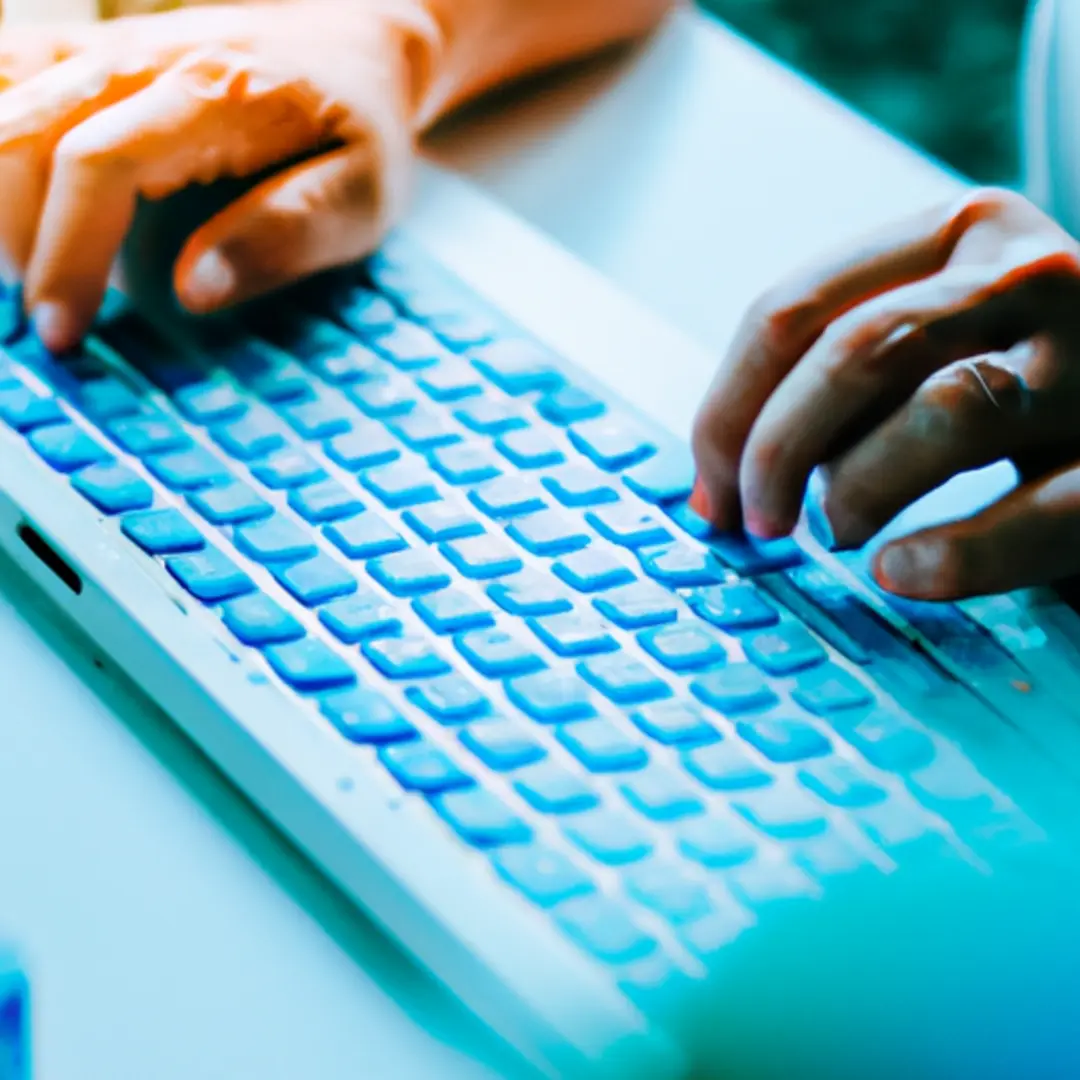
[697,0,1030,184]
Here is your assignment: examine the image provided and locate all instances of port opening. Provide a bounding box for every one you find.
[17,523,82,596]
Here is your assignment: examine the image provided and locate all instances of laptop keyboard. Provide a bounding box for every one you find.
[0,238,1040,992]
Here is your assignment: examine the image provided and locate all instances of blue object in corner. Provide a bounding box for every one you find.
[0,947,29,1080]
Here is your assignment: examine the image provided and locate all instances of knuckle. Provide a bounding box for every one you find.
[745,287,818,359]
[956,185,1025,225]
[914,359,1027,438]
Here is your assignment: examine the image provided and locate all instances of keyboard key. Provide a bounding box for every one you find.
[72,461,153,514]
[309,345,387,385]
[379,739,472,793]
[235,515,317,564]
[689,584,779,632]
[676,814,758,868]
[837,710,936,772]
[638,624,726,672]
[578,655,670,705]
[792,665,875,714]
[264,637,356,691]
[555,894,655,964]
[318,589,403,642]
[279,392,354,440]
[734,787,828,839]
[402,503,483,543]
[528,612,617,657]
[505,510,590,557]
[347,374,417,418]
[424,310,499,350]
[638,543,724,588]
[682,742,773,791]
[471,340,564,395]
[432,788,530,847]
[623,447,695,505]
[287,479,364,524]
[412,588,495,633]
[29,422,109,472]
[631,702,718,747]
[455,628,544,678]
[707,531,804,576]
[222,593,304,646]
[440,535,523,580]
[320,687,415,743]
[568,416,655,472]
[429,443,502,486]
[541,465,619,508]
[210,407,286,460]
[691,665,779,715]
[794,831,872,878]
[744,624,827,675]
[146,446,231,491]
[552,549,634,593]
[362,635,451,679]
[514,762,598,814]
[108,413,190,456]
[906,754,998,824]
[387,406,463,451]
[487,571,573,617]
[620,766,703,821]
[188,480,271,526]
[677,904,753,960]
[738,718,831,763]
[359,461,438,509]
[372,320,445,371]
[799,758,887,808]
[327,286,397,336]
[586,505,672,549]
[325,513,407,559]
[564,808,652,865]
[536,385,606,426]
[368,550,451,596]
[407,674,490,723]
[592,581,679,629]
[461,719,545,769]
[492,845,594,907]
[273,552,357,607]
[505,669,596,723]
[469,477,546,519]
[557,718,648,773]
[726,858,820,909]
[251,448,327,490]
[416,358,484,402]
[624,860,712,924]
[453,397,528,436]
[121,508,204,555]
[76,377,142,421]
[857,801,945,858]
[495,428,565,469]
[324,423,401,470]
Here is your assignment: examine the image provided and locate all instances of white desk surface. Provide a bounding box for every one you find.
[0,9,963,1080]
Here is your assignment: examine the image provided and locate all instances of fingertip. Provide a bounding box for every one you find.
[688,478,713,522]
[32,301,79,353]
[175,245,237,315]
[872,540,953,600]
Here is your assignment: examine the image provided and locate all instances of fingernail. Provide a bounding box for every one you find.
[181,247,236,312]
[875,541,948,597]
[33,302,75,352]
[688,478,713,522]
[743,507,783,539]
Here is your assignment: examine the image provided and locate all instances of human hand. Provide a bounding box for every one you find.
[690,188,1080,601]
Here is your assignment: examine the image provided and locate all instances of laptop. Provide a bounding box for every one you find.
[2,161,1080,1079]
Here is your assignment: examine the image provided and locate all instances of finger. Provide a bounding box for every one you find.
[871,461,1080,600]
[0,24,90,89]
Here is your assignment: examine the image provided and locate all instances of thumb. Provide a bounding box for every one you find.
[173,135,411,315]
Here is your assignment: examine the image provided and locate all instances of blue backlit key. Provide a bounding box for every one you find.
[707,531,804,576]
[235,514,317,564]
[537,385,606,426]
[495,429,565,469]
[320,687,415,743]
[402,502,483,543]
[541,465,619,508]
[528,612,616,657]
[553,549,634,593]
[620,766,702,821]
[505,510,590,557]
[453,398,528,436]
[273,552,357,607]
[372,320,446,371]
[738,717,831,763]
[557,718,648,773]
[469,476,546,519]
[362,635,451,679]
[837,710,936,772]
[413,588,495,633]
[592,581,678,629]
[325,512,407,559]
[505,669,596,723]
[690,584,779,632]
[682,742,772,791]
[368,550,450,596]
[29,422,109,472]
[623,447,695,505]
[251,448,326,490]
[471,340,564,395]
[734,787,828,839]
[578,655,670,705]
[639,543,724,588]
[264,636,356,690]
[515,762,598,814]
[407,674,489,723]
[146,446,231,491]
[455,628,544,678]
[432,788,531,847]
[792,664,874,714]
[287,478,364,524]
[72,461,153,514]
[460,720,544,769]
[121,508,204,555]
[487,571,573,617]
[676,814,758,868]
[691,665,778,715]
[210,406,286,460]
[108,413,190,456]
[347,374,417,418]
[492,845,594,907]
[564,808,652,865]
[555,894,656,964]
[379,739,472,793]
[279,392,354,440]
[568,416,655,472]
[744,623,826,675]
[440,535,523,580]
[416,359,484,402]
[625,860,713,926]
[173,380,246,424]
[0,383,64,432]
[799,758,886,808]
[359,461,438,509]
[638,624,726,672]
[77,377,142,421]
[166,547,254,603]
[631,702,718,747]
[326,287,397,336]
[222,593,304,646]
[324,423,400,470]
[319,589,402,642]
[429,443,502,486]
[727,858,820,909]
[388,407,463,451]
[586,505,672,549]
